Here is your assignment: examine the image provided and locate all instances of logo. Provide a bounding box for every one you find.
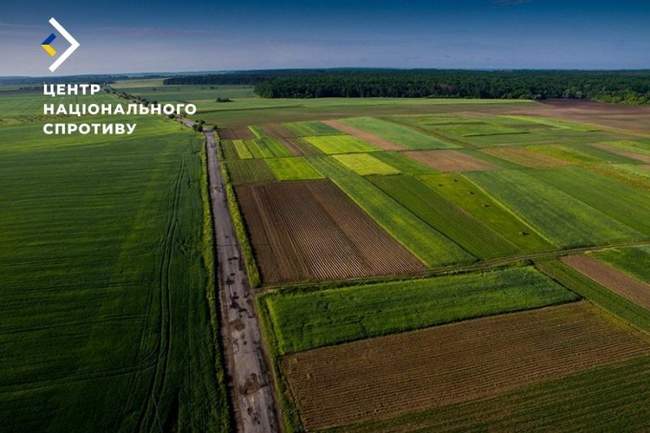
[41,18,80,72]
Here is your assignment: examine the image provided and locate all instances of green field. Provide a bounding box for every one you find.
[284,120,342,136]
[266,157,324,181]
[369,175,519,258]
[397,113,619,148]
[342,116,457,149]
[308,156,474,267]
[417,173,552,252]
[226,159,275,184]
[303,134,377,154]
[467,169,640,248]
[372,151,433,174]
[0,92,230,432]
[333,153,400,175]
[262,266,577,354]
[532,167,650,234]
[591,245,650,283]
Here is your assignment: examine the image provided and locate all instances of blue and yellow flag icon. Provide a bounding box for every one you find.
[41,33,57,57]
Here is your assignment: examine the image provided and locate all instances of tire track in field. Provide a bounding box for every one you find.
[135,159,185,433]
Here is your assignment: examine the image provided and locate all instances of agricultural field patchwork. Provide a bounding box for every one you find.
[341,116,458,149]
[235,180,425,283]
[262,266,577,354]
[369,174,518,258]
[282,302,650,431]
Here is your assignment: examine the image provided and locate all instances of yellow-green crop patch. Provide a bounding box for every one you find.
[266,157,324,181]
[333,153,400,175]
[303,135,377,154]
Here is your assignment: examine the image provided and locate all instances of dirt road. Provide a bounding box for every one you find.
[202,125,279,433]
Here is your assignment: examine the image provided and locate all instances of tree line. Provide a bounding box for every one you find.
[164,69,650,104]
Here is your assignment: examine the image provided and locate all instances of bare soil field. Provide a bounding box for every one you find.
[562,255,650,310]
[591,142,650,163]
[282,302,650,431]
[323,119,404,150]
[261,124,305,155]
[482,146,570,168]
[403,149,496,172]
[511,100,650,135]
[235,180,424,283]
[219,126,256,140]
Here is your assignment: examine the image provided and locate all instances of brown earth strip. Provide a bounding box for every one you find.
[219,127,255,140]
[262,123,296,139]
[323,119,404,151]
[562,254,650,310]
[283,302,650,431]
[403,150,496,172]
[482,146,570,168]
[236,180,423,284]
[590,143,650,164]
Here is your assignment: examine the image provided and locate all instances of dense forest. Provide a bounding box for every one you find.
[164,70,650,104]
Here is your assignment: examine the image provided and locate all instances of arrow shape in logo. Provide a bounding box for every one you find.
[46,18,80,72]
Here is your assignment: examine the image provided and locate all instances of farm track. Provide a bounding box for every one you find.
[203,128,279,433]
[283,302,650,431]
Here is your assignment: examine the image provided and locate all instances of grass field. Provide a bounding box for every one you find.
[0,92,230,433]
[262,266,577,354]
[333,153,400,175]
[342,116,458,149]
[417,173,552,252]
[266,157,324,181]
[369,175,519,258]
[532,166,650,234]
[303,135,377,154]
[467,169,640,248]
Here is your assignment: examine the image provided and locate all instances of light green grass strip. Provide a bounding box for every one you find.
[342,116,458,150]
[233,139,253,159]
[266,157,324,181]
[303,135,377,154]
[333,153,400,175]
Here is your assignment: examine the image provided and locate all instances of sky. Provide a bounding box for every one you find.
[0,0,649,76]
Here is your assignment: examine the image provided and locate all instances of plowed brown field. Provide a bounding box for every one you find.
[404,149,496,171]
[262,124,305,155]
[482,146,569,168]
[323,119,404,150]
[219,127,255,140]
[562,254,650,310]
[236,180,424,283]
[283,302,650,431]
